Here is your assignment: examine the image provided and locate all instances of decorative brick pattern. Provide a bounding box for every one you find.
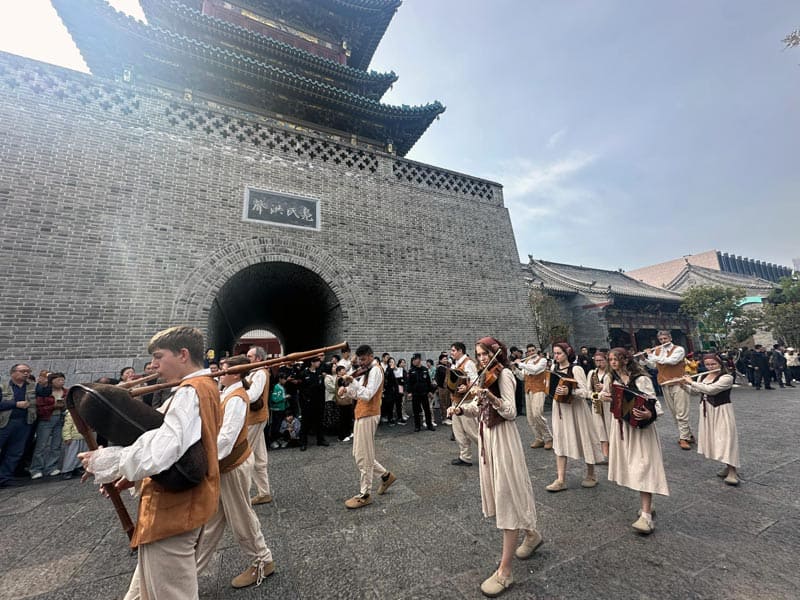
[0,52,530,381]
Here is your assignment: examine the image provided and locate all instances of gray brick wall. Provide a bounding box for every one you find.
[0,53,533,382]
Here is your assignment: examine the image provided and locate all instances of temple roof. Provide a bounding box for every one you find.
[525,258,683,302]
[139,0,398,99]
[665,263,776,294]
[177,0,401,70]
[53,0,444,156]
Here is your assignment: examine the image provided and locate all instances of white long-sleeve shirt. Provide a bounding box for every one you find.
[346,361,383,401]
[246,368,268,404]
[218,381,247,460]
[514,356,548,380]
[645,343,685,368]
[90,368,212,484]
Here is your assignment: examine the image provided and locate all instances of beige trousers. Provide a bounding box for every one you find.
[196,453,272,574]
[452,412,479,462]
[526,391,552,442]
[247,421,271,496]
[352,415,386,495]
[123,527,203,600]
[662,383,693,440]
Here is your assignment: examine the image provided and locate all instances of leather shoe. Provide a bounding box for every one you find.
[531,439,544,449]
[451,458,473,466]
[545,479,566,492]
[231,560,274,588]
[632,514,654,534]
[480,570,513,597]
[580,477,598,488]
[251,493,272,505]
[515,530,543,559]
[377,472,397,495]
[724,473,740,486]
[543,440,553,450]
[678,439,691,450]
[344,493,372,509]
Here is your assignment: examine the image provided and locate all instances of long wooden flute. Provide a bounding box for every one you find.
[130,341,348,397]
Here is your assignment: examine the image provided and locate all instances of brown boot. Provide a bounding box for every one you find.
[377,472,397,495]
[231,560,275,589]
[250,493,273,505]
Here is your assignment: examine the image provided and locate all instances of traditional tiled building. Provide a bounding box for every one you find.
[524,258,693,352]
[628,250,792,288]
[0,0,532,379]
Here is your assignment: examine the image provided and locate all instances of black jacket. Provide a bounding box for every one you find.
[407,364,433,395]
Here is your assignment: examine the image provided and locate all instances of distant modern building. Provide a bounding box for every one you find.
[523,258,693,352]
[628,250,792,287]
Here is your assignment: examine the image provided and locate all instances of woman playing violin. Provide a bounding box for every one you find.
[448,337,541,598]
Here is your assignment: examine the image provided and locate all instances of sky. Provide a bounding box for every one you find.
[0,0,798,272]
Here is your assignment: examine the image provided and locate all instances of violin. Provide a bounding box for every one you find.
[480,362,504,389]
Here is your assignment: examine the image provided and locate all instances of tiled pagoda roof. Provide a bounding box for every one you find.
[53,0,444,156]
[666,263,776,293]
[178,0,401,70]
[525,258,683,302]
[139,0,398,100]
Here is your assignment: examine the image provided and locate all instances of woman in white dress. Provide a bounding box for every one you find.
[448,336,540,598]
[602,348,669,534]
[546,343,603,492]
[587,351,612,461]
[682,353,740,485]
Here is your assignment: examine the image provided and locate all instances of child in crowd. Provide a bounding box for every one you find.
[278,412,301,448]
[268,373,288,448]
[60,410,88,479]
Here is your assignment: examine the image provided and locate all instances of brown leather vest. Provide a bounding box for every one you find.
[219,387,252,474]
[451,356,476,401]
[245,368,270,426]
[354,364,384,420]
[654,346,686,384]
[130,376,222,548]
[524,359,547,393]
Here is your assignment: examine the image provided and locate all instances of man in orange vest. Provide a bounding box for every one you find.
[646,330,694,450]
[80,326,222,600]
[197,354,274,589]
[513,344,553,450]
[339,344,397,509]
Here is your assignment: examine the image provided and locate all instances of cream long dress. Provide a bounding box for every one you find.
[550,366,603,464]
[688,373,739,468]
[461,369,537,531]
[587,368,613,443]
[607,375,669,496]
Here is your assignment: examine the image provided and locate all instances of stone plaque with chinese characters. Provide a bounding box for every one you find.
[243,188,320,231]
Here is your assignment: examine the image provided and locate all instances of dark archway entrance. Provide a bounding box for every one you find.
[208,262,343,355]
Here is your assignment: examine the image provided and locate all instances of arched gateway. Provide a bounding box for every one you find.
[172,239,367,354]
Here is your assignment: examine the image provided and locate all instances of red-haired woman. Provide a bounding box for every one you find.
[448,337,541,598]
[603,348,669,534]
[682,353,740,485]
[546,342,603,492]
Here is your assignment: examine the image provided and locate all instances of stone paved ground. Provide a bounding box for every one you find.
[0,383,798,600]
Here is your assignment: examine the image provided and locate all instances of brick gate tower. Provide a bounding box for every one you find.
[0,0,533,379]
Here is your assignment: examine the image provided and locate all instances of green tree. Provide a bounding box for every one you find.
[679,285,746,346]
[529,288,571,349]
[727,308,763,345]
[764,276,800,347]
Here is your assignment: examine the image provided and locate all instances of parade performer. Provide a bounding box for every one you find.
[587,351,612,461]
[512,344,552,450]
[645,330,694,449]
[340,344,397,509]
[682,353,740,485]
[245,346,273,505]
[603,348,669,534]
[196,355,275,588]
[450,342,479,467]
[80,326,222,600]
[545,343,603,492]
[449,337,541,598]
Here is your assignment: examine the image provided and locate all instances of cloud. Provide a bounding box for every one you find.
[546,127,567,148]
[493,153,598,223]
